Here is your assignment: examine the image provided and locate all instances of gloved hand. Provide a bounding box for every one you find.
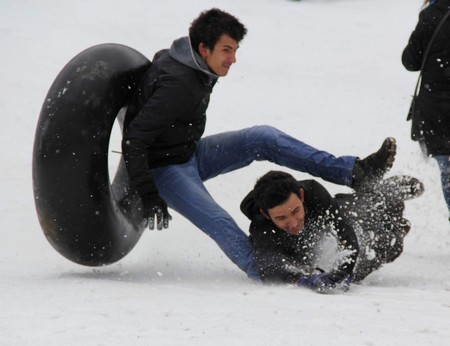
[142,194,172,230]
[297,269,352,294]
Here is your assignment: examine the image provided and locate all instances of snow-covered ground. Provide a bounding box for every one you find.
[2,0,450,345]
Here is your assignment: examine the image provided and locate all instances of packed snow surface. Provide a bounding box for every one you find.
[1,0,450,345]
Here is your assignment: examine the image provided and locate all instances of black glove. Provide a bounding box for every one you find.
[297,269,352,294]
[142,194,172,230]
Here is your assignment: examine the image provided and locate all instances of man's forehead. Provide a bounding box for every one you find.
[215,34,239,48]
[268,193,302,216]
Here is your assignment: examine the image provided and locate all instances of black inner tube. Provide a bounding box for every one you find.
[32,43,151,266]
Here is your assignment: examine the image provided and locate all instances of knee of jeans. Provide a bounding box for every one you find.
[247,125,283,143]
[212,213,239,228]
[205,213,244,238]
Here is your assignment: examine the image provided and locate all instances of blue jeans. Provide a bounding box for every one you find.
[151,126,356,279]
[434,156,450,214]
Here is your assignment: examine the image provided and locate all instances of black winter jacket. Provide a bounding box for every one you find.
[240,180,359,284]
[122,37,218,197]
[402,0,450,156]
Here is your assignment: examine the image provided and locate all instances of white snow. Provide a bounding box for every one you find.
[2,0,450,345]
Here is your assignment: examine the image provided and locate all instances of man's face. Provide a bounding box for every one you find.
[199,34,239,76]
[265,191,305,236]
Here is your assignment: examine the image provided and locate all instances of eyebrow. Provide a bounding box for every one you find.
[222,44,239,51]
[273,206,300,220]
[281,206,301,217]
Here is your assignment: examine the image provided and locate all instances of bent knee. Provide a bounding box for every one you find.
[245,125,285,143]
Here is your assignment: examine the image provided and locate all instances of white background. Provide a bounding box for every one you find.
[1,0,450,345]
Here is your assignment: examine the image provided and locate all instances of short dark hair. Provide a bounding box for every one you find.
[189,8,247,53]
[253,171,300,213]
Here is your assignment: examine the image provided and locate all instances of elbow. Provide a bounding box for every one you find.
[402,51,421,72]
[403,63,420,72]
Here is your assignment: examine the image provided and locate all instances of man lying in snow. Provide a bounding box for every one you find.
[240,170,424,293]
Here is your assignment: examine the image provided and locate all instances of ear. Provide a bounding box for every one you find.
[259,209,270,220]
[198,43,209,59]
[299,188,304,202]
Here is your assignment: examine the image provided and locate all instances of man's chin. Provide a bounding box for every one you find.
[219,67,231,76]
[285,228,300,236]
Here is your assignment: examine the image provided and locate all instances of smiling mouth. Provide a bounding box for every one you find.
[287,223,304,234]
[287,227,300,235]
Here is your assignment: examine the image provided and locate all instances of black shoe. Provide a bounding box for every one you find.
[385,238,404,263]
[378,175,425,201]
[385,218,411,263]
[352,137,397,191]
[396,218,411,237]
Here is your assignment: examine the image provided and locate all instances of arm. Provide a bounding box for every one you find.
[301,180,359,277]
[402,10,434,71]
[297,182,359,292]
[250,223,312,284]
[122,72,190,229]
[122,73,188,197]
[329,199,359,276]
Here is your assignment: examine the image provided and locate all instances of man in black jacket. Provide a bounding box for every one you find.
[122,8,396,279]
[240,171,423,292]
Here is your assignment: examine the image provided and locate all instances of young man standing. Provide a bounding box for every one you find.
[122,8,396,279]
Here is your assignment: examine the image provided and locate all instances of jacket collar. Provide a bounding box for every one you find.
[169,36,219,85]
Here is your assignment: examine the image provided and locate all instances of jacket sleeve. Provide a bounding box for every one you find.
[328,199,360,275]
[402,10,434,71]
[250,223,311,284]
[122,72,189,197]
[305,181,359,276]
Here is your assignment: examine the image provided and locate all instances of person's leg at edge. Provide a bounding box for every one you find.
[434,155,450,219]
[151,158,260,280]
[196,125,357,186]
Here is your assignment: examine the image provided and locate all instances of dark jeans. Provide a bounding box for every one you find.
[434,155,450,215]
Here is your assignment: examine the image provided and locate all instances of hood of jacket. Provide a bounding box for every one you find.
[169,36,218,85]
[240,190,257,221]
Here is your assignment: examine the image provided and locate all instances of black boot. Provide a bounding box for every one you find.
[351,137,397,191]
[378,175,425,201]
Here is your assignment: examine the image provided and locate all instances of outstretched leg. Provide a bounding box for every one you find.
[151,157,258,278]
[196,125,395,188]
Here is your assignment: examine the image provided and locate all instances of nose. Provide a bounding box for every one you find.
[229,51,237,64]
[286,216,298,229]
[287,216,304,231]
